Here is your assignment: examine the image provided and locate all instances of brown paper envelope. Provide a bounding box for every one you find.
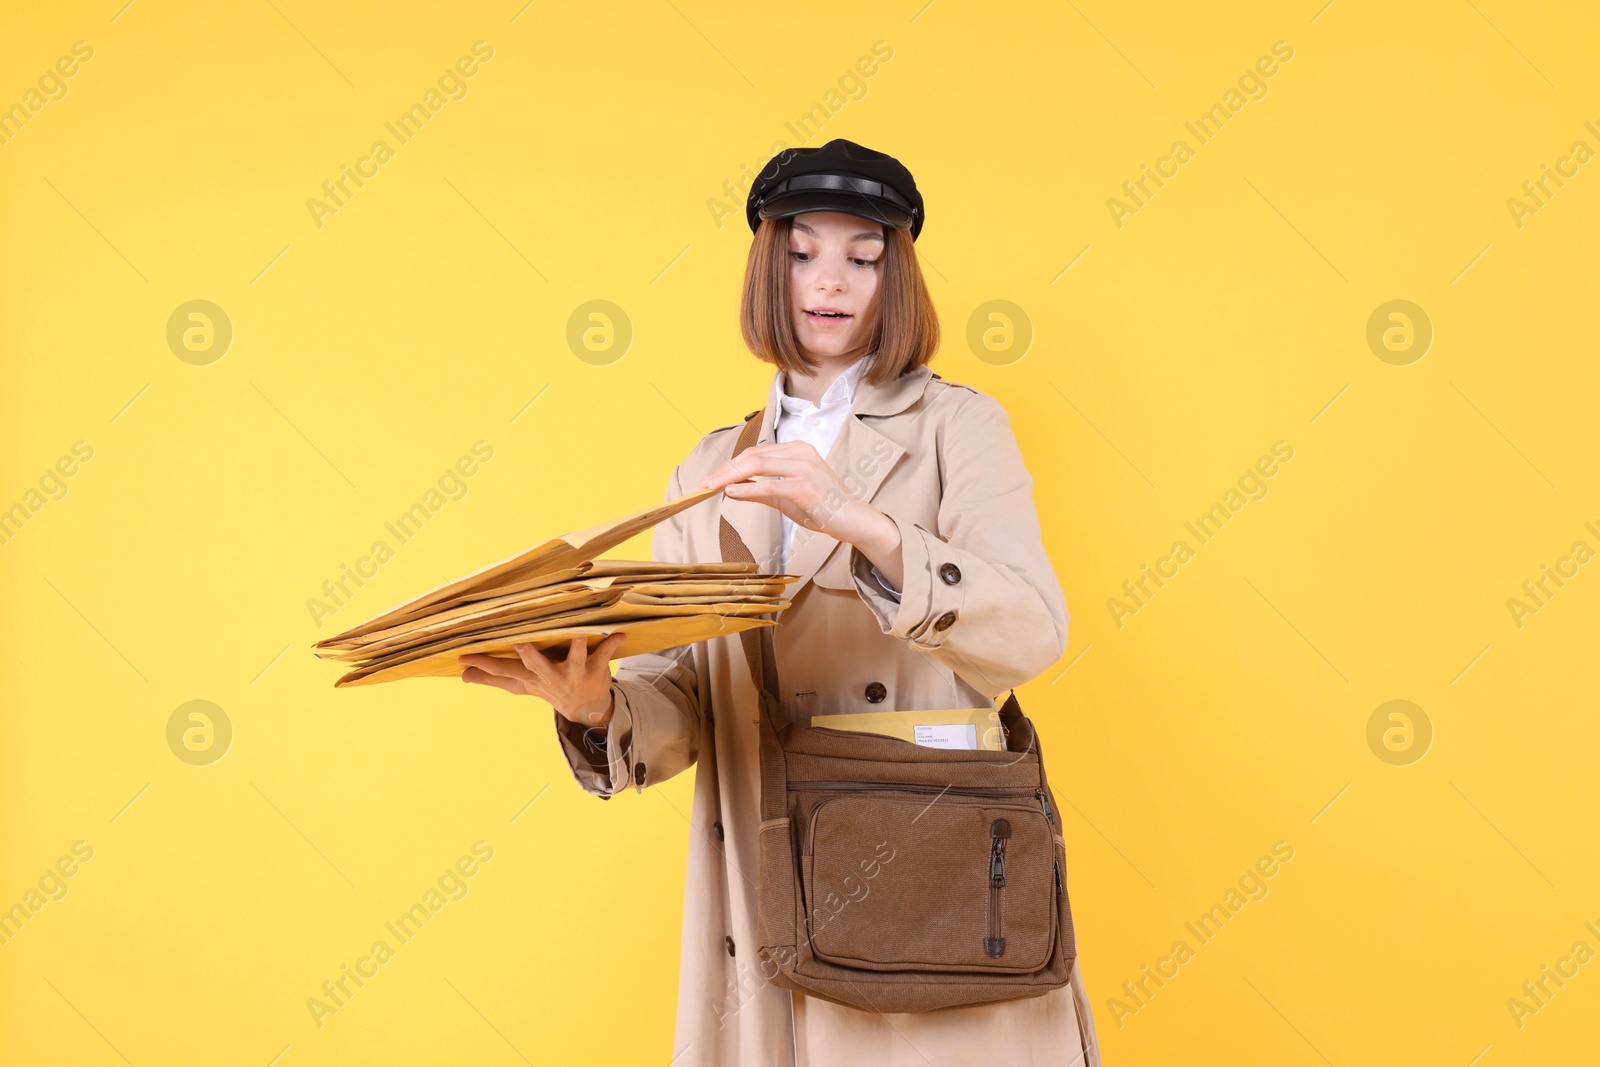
[318,590,629,662]
[614,572,796,584]
[318,582,623,651]
[616,591,785,606]
[553,486,722,559]
[538,600,789,625]
[445,565,785,609]
[318,565,595,646]
[327,599,634,668]
[320,486,721,643]
[625,581,791,597]
[582,559,758,577]
[387,565,601,625]
[328,572,788,653]
[321,561,779,650]
[333,614,773,687]
[589,569,793,583]
[334,592,788,668]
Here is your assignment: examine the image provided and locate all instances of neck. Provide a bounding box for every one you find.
[785,351,866,406]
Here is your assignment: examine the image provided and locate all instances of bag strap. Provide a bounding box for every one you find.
[717,413,793,731]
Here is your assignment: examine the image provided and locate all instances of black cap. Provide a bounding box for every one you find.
[747,138,924,241]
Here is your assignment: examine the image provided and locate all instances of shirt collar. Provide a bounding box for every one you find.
[775,353,872,415]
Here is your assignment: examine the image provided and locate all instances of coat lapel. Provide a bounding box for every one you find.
[720,364,933,597]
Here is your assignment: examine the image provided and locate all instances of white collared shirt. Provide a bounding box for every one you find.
[770,355,900,600]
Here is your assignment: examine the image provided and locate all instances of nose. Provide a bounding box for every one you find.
[815,262,845,293]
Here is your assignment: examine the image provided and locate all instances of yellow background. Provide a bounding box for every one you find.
[3,1,1597,1063]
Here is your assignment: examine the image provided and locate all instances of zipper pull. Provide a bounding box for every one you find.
[990,818,1010,886]
[1037,788,1054,825]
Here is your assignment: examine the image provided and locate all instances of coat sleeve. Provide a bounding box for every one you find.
[846,391,1069,697]
[552,463,704,798]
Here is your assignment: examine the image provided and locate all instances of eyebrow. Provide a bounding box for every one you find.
[792,220,885,243]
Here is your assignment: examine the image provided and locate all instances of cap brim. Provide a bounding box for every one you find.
[756,189,913,231]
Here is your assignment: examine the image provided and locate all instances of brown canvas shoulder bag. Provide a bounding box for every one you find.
[719,414,1077,1015]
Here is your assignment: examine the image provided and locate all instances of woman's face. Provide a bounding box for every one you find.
[787,210,884,365]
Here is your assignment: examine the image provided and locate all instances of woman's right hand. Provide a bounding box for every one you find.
[458,632,628,731]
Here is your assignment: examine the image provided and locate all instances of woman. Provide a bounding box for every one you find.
[460,139,1101,1066]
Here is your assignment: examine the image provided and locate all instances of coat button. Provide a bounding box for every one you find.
[713,821,724,841]
[634,761,647,785]
[934,610,957,632]
[864,682,886,703]
[939,562,962,585]
[725,935,736,956]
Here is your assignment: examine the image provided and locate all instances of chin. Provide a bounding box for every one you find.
[807,338,857,359]
[798,327,856,353]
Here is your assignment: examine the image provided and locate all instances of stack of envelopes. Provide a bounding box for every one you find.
[315,485,794,688]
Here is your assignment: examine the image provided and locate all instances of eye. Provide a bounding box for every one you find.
[788,251,813,263]
[851,257,879,269]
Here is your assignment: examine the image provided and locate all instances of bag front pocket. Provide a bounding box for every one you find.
[800,789,1058,974]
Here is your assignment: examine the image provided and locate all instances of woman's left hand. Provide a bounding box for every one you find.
[702,440,875,542]
[701,442,904,588]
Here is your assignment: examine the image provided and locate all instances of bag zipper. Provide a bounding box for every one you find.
[985,818,1009,957]
[795,780,1038,798]
[802,790,1041,857]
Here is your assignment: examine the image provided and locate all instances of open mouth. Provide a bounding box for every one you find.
[805,310,852,320]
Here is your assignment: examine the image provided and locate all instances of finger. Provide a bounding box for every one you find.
[701,461,735,488]
[461,666,525,694]
[734,454,811,480]
[702,442,789,474]
[566,634,587,674]
[701,456,754,489]
[702,450,806,489]
[458,653,534,682]
[703,463,758,490]
[596,630,628,660]
[723,479,804,505]
[511,641,558,677]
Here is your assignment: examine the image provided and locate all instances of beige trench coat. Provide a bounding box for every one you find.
[554,364,1102,1066]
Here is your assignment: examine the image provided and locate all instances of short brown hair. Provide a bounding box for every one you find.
[739,216,939,387]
